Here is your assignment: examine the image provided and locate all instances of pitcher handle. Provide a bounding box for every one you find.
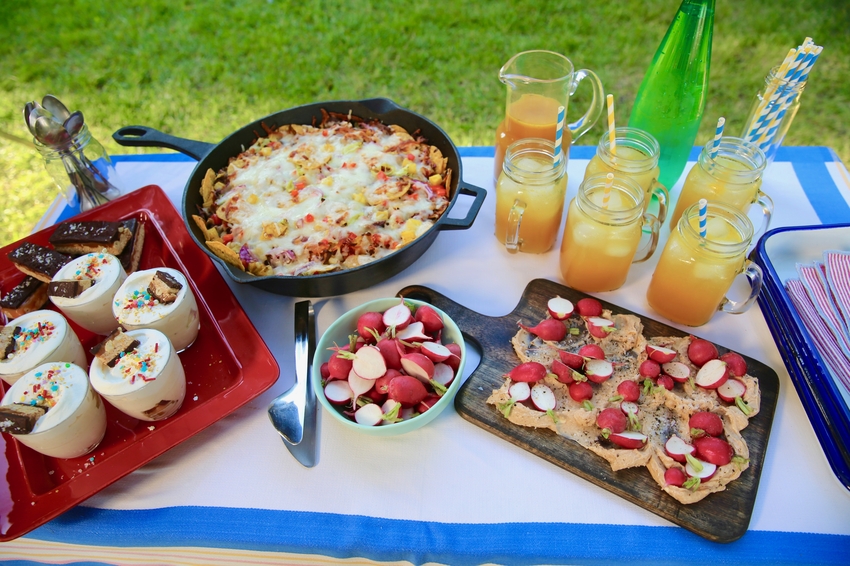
[504,199,527,253]
[633,212,660,263]
[649,180,669,226]
[751,190,774,241]
[567,69,605,143]
[721,260,764,315]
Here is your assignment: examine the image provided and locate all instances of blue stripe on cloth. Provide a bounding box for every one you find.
[26,506,850,565]
[790,150,850,224]
[111,153,195,162]
[458,146,599,159]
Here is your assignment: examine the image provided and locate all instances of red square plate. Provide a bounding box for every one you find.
[0,185,279,541]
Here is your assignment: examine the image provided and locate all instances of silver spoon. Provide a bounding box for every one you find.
[42,94,71,123]
[34,115,70,147]
[23,102,37,136]
[64,110,84,137]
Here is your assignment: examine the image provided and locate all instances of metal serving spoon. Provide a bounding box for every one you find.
[42,94,71,123]
[267,300,320,467]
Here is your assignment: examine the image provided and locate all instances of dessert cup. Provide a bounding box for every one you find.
[49,252,127,335]
[0,310,87,386]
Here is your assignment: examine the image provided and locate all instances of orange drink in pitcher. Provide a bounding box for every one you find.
[495,139,567,254]
[582,127,669,224]
[669,137,770,233]
[647,200,764,326]
[494,50,604,179]
[559,173,661,292]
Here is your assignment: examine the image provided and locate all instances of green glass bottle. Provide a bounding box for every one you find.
[628,0,715,190]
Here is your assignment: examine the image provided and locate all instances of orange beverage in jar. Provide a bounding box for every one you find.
[559,173,660,292]
[646,200,763,326]
[495,138,567,254]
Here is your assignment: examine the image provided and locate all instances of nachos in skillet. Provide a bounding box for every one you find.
[192,110,452,277]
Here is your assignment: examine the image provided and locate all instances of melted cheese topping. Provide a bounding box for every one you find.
[206,119,450,276]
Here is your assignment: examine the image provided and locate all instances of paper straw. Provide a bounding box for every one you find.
[606,94,616,156]
[602,173,614,209]
[698,199,708,238]
[709,117,725,160]
[554,105,566,167]
[747,48,797,142]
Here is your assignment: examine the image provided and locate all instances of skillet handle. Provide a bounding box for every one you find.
[440,183,487,231]
[112,126,215,161]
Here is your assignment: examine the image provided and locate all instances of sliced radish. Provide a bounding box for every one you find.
[431,362,455,387]
[596,407,627,437]
[547,296,575,320]
[380,399,403,424]
[586,317,615,339]
[558,350,584,370]
[685,456,717,480]
[519,318,567,342]
[665,435,696,463]
[530,383,557,412]
[620,401,639,416]
[646,344,677,364]
[417,394,441,413]
[420,341,451,363]
[694,359,729,389]
[396,321,431,342]
[689,411,724,437]
[413,304,444,334]
[551,359,576,384]
[376,338,402,370]
[352,345,387,380]
[324,380,354,404]
[508,381,531,402]
[661,361,691,383]
[717,377,747,403]
[656,374,674,390]
[444,343,462,372]
[694,436,733,466]
[584,359,613,383]
[400,352,435,382]
[383,301,413,329]
[578,343,605,360]
[608,430,648,449]
[354,403,384,426]
[348,369,375,403]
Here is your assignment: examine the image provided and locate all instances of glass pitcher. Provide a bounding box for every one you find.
[494,50,605,179]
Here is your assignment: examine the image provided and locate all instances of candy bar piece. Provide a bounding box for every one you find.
[117,218,145,273]
[47,279,96,299]
[0,403,47,434]
[91,328,140,368]
[7,242,72,283]
[49,221,132,255]
[148,270,183,304]
[1,325,20,360]
[0,276,48,320]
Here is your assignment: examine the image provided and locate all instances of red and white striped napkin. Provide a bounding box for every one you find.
[785,252,850,392]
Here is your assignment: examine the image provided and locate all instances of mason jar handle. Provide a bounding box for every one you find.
[633,212,660,263]
[649,179,669,226]
[751,190,774,241]
[567,69,605,144]
[721,260,764,315]
[504,199,526,253]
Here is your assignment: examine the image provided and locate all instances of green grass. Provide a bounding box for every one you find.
[2,0,848,246]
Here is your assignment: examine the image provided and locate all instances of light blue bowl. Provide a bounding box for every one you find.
[312,298,466,436]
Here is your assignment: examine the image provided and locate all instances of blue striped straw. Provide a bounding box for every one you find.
[553,105,566,167]
[709,117,725,160]
[698,199,708,238]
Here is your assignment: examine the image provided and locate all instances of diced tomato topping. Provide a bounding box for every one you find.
[305,213,314,222]
[295,180,307,191]
[407,153,416,161]
[434,186,447,197]
[210,214,222,225]
[377,170,388,182]
[222,233,234,244]
[322,130,329,137]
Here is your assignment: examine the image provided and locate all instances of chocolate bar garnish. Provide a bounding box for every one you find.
[7,242,72,283]
[50,221,121,245]
[91,328,140,367]
[0,403,47,434]
[148,270,183,304]
[117,218,145,273]
[0,276,43,309]
[48,279,96,299]
[1,325,20,360]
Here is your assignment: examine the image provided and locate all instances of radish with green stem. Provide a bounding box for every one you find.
[620,401,641,430]
[665,435,696,463]
[596,407,627,438]
[586,317,615,339]
[661,361,690,383]
[381,399,402,423]
[547,296,575,320]
[376,338,403,370]
[694,436,733,466]
[444,343,462,372]
[417,394,441,413]
[639,359,661,379]
[350,345,387,380]
[397,321,431,342]
[689,411,724,437]
[505,361,547,383]
[609,430,647,449]
[325,380,354,405]
[717,378,747,403]
[421,341,451,363]
[569,381,593,403]
[685,454,717,480]
[508,381,531,403]
[558,350,584,370]
[576,297,603,317]
[656,374,674,390]
[348,369,375,406]
[578,344,605,360]
[414,304,444,333]
[687,338,719,367]
[383,301,413,329]
[327,350,353,380]
[664,467,687,487]
[431,363,455,387]
[551,359,577,384]
[694,359,729,389]
[354,403,385,426]
[357,311,386,343]
[646,344,677,364]
[387,375,428,407]
[518,318,567,342]
[720,351,747,377]
[584,359,613,383]
[617,380,640,402]
[400,352,435,382]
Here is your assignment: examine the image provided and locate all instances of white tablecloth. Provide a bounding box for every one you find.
[7,146,850,565]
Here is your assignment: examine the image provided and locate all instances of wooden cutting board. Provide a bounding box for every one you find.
[398,279,779,543]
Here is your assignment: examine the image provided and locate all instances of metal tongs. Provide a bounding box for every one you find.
[267,300,320,467]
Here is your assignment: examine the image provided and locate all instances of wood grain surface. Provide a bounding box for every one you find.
[398,279,780,543]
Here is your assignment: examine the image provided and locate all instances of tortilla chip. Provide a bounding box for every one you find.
[247,262,273,276]
[429,146,447,175]
[201,169,216,208]
[191,215,220,242]
[390,124,413,140]
[444,169,452,193]
[206,241,244,271]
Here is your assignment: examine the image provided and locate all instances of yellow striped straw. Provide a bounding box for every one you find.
[606,94,616,156]
[602,172,614,209]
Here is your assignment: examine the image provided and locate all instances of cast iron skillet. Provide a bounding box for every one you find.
[112,98,486,297]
